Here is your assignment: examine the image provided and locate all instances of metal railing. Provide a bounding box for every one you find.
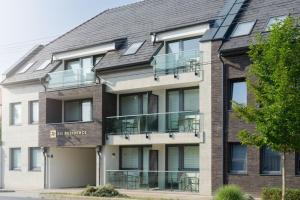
[47,68,95,89]
[106,111,203,136]
[106,170,200,192]
[151,49,203,75]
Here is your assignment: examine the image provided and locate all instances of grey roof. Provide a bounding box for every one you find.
[221,0,300,52]
[2,0,226,85]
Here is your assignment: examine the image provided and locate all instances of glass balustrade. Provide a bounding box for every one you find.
[106,170,200,192]
[106,111,203,136]
[47,68,95,89]
[151,49,203,75]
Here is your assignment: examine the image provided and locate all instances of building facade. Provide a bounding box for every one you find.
[0,0,299,196]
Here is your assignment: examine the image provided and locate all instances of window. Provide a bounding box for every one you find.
[266,16,287,31]
[167,145,199,171]
[36,60,51,71]
[120,146,152,170]
[18,62,34,74]
[296,153,300,175]
[230,80,247,108]
[120,93,148,116]
[167,87,199,112]
[121,147,139,169]
[29,148,42,171]
[184,146,199,170]
[166,37,200,54]
[229,143,247,174]
[29,101,39,124]
[64,99,92,122]
[10,103,22,125]
[261,147,281,175]
[231,21,256,37]
[123,41,144,55]
[10,148,21,170]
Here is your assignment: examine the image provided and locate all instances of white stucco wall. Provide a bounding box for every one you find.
[1,83,44,189]
[47,147,96,188]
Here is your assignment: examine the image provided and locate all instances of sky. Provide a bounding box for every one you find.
[0,0,140,75]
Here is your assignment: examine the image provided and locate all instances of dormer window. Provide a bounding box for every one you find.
[17,62,34,74]
[123,41,144,56]
[166,37,200,54]
[265,15,287,31]
[231,21,256,38]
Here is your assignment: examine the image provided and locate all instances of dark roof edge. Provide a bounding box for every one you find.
[3,45,44,77]
[1,78,41,86]
[220,46,249,56]
[150,20,214,35]
[52,38,127,55]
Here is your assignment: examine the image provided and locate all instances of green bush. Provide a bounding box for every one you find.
[81,185,120,197]
[215,185,246,200]
[81,185,97,196]
[262,188,300,200]
[93,184,120,197]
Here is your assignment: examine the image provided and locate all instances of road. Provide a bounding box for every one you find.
[0,197,42,200]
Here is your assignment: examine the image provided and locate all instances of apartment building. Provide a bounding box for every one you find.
[0,0,299,196]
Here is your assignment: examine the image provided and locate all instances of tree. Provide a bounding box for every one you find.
[233,17,300,200]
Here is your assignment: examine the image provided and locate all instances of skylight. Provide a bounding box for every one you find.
[231,21,256,37]
[36,60,51,71]
[123,41,144,55]
[266,15,287,31]
[17,62,34,74]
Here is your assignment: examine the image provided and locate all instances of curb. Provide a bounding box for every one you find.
[0,189,15,193]
[40,194,134,200]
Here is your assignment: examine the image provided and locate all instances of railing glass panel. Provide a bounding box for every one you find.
[106,170,200,192]
[151,50,203,75]
[106,111,203,136]
[47,68,95,89]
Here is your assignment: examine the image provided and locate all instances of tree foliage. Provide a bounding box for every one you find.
[233,16,300,153]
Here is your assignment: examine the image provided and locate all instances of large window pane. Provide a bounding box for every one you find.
[184,146,199,170]
[231,81,247,106]
[183,38,200,51]
[261,147,281,174]
[121,147,139,169]
[11,103,22,125]
[10,148,21,170]
[82,57,93,75]
[64,101,81,122]
[229,144,247,173]
[168,146,179,171]
[167,41,180,54]
[184,88,199,111]
[82,100,92,122]
[66,59,80,71]
[30,148,42,171]
[120,95,139,116]
[30,101,39,124]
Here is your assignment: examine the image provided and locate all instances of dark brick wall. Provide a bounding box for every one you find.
[222,53,300,195]
[39,85,103,147]
[211,41,225,193]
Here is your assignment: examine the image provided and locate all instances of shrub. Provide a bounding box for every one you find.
[262,188,300,200]
[93,184,120,197]
[81,185,120,197]
[215,185,245,200]
[81,185,97,196]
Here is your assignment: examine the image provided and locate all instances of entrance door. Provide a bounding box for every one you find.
[148,150,158,188]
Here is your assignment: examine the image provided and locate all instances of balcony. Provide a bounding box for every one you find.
[106,170,200,192]
[47,68,95,89]
[106,111,203,136]
[151,50,203,76]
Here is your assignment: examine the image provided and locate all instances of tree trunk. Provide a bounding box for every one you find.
[282,152,286,200]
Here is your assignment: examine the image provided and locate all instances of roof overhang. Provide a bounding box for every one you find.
[151,23,210,43]
[52,38,126,61]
